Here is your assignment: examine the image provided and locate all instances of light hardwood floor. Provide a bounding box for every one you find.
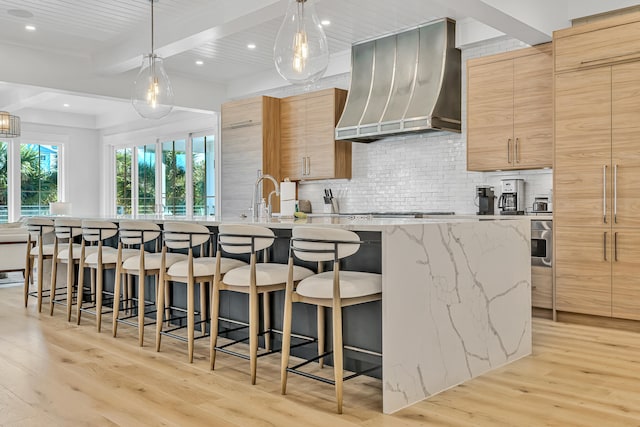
[2,283,640,426]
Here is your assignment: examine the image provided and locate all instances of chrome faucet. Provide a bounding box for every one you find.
[252,174,280,219]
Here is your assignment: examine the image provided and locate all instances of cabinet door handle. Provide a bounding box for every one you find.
[604,232,607,261]
[614,231,618,262]
[603,165,607,224]
[507,139,512,164]
[515,138,520,163]
[307,157,310,175]
[614,164,618,224]
[301,158,305,176]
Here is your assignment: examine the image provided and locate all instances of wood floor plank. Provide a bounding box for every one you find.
[3,285,640,426]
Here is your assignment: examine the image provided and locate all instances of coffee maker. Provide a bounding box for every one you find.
[476,185,495,215]
[498,179,525,215]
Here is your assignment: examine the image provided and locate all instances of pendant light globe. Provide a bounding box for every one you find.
[132,54,174,119]
[274,0,329,85]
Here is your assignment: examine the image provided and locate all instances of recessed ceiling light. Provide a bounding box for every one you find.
[8,9,34,18]
[247,43,256,49]
[195,60,204,66]
[25,25,36,31]
[63,103,70,107]
[320,20,331,26]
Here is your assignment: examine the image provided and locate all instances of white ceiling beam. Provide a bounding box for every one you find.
[435,0,557,45]
[92,0,286,75]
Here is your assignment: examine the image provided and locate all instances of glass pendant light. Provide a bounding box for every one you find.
[274,0,329,85]
[132,0,174,119]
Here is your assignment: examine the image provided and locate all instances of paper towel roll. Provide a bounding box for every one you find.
[280,181,297,217]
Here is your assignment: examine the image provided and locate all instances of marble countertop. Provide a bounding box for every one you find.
[102,213,531,231]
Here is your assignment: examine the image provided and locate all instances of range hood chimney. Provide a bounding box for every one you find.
[335,18,461,142]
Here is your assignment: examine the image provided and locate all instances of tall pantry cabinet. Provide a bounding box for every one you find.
[554,13,640,321]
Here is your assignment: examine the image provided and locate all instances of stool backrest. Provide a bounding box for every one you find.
[26,217,55,240]
[218,224,275,254]
[119,221,161,245]
[54,218,83,240]
[81,220,118,242]
[163,222,210,249]
[291,227,361,262]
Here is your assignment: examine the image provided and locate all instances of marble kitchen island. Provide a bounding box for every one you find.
[101,214,532,413]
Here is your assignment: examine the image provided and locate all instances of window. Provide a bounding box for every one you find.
[113,128,218,217]
[115,147,132,215]
[138,144,155,215]
[192,135,215,216]
[161,139,186,216]
[20,144,58,216]
[0,141,7,223]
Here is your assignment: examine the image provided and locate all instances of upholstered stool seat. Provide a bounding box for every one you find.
[56,245,98,261]
[296,271,382,299]
[84,247,134,265]
[29,244,55,256]
[123,252,187,271]
[222,262,312,287]
[166,256,245,277]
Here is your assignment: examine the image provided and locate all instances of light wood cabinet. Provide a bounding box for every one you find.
[467,43,552,171]
[280,88,350,181]
[531,266,553,309]
[554,14,640,73]
[555,226,612,317]
[220,96,280,218]
[554,14,640,321]
[611,228,640,321]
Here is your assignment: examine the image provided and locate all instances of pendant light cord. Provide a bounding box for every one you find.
[151,0,155,55]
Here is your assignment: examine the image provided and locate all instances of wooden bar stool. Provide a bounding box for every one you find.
[155,222,246,363]
[280,226,382,414]
[76,220,137,332]
[210,224,314,385]
[23,217,55,312]
[112,221,187,346]
[49,218,96,321]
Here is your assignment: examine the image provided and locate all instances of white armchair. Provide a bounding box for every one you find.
[0,219,29,275]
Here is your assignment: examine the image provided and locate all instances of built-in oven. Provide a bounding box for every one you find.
[531,220,552,267]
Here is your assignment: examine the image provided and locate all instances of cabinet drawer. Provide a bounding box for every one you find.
[555,20,640,73]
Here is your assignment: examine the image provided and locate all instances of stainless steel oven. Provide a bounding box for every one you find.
[531,220,552,267]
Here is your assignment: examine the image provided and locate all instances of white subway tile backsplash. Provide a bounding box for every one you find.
[243,36,551,215]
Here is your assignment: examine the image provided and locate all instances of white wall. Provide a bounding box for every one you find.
[245,36,552,215]
[21,123,101,218]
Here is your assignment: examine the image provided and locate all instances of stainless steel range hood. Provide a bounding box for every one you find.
[335,18,461,142]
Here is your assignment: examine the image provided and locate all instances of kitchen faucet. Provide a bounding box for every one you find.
[252,174,280,219]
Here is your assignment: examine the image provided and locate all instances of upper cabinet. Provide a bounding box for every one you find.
[280,88,351,181]
[555,16,640,73]
[220,96,280,218]
[467,43,553,171]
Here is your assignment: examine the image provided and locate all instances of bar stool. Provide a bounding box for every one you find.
[76,220,137,332]
[112,221,187,346]
[209,224,314,385]
[49,218,97,321]
[155,222,246,363]
[23,217,55,312]
[280,226,382,414]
